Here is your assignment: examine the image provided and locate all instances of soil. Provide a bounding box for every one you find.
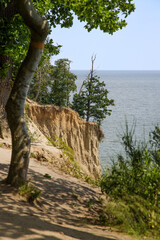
[0,143,135,240]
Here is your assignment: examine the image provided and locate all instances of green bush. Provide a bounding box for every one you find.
[100,124,160,236]
[101,124,160,207]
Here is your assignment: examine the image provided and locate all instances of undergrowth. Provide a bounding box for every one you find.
[18,183,41,203]
[99,123,160,238]
[49,135,83,178]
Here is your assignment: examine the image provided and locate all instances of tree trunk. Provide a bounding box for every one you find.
[86,55,95,122]
[5,0,49,186]
[86,92,91,122]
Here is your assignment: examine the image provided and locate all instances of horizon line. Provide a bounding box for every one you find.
[71,69,160,71]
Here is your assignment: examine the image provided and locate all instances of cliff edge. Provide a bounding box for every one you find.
[26,99,102,178]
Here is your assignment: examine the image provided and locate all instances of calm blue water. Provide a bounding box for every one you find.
[72,70,160,168]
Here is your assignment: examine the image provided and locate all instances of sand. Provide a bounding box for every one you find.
[0,146,134,240]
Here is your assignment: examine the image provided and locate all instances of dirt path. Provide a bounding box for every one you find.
[0,147,134,240]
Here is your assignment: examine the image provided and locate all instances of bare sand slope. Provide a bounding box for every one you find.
[0,147,134,240]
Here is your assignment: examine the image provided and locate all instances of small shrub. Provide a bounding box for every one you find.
[43,173,52,179]
[25,104,30,110]
[30,152,35,158]
[18,183,41,203]
[50,135,74,161]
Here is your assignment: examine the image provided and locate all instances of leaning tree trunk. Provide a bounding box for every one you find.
[5,0,49,186]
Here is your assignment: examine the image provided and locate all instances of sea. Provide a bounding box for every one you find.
[72,70,160,168]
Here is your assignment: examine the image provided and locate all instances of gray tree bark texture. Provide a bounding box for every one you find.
[5,0,49,186]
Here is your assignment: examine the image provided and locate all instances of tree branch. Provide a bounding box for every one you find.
[17,0,49,42]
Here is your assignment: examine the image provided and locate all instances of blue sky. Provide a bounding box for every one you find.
[50,0,160,70]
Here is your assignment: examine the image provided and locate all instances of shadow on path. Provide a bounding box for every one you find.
[0,161,118,240]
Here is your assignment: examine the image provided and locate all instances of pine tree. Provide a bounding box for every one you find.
[49,58,77,107]
[72,56,114,126]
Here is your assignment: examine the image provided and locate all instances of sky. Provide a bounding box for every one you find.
[50,0,160,70]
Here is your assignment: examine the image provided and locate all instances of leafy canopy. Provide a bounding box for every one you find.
[47,0,135,33]
[0,0,135,77]
[28,58,77,106]
[49,58,77,106]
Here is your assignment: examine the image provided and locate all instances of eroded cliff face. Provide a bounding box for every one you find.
[26,99,102,178]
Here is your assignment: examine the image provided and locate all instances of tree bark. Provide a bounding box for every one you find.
[86,55,96,122]
[5,0,49,186]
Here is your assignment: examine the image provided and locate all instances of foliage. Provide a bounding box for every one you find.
[72,77,114,126]
[0,2,59,79]
[101,124,160,205]
[49,58,77,106]
[28,58,77,106]
[149,126,160,166]
[97,195,160,237]
[30,152,35,158]
[48,135,83,178]
[18,183,41,203]
[48,135,100,183]
[48,0,135,34]
[100,124,160,235]
[28,38,61,103]
[0,0,11,8]
[51,135,74,160]
[28,58,52,103]
[1,0,135,188]
[0,13,30,79]
[44,173,52,179]
[0,0,135,79]
[98,124,160,237]
[71,57,114,126]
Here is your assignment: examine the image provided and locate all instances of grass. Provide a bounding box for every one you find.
[47,135,100,184]
[98,124,160,239]
[30,152,35,158]
[96,195,160,239]
[18,183,41,203]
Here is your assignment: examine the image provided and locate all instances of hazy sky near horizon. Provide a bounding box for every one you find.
[50,0,160,70]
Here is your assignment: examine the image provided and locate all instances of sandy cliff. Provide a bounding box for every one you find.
[26,99,102,178]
